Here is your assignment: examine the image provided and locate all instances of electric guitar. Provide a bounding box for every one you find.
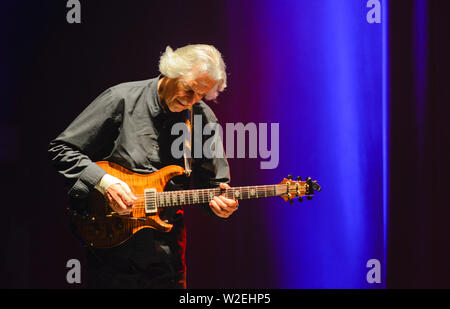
[70,161,321,248]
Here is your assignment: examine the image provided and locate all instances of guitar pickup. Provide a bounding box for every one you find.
[144,188,157,215]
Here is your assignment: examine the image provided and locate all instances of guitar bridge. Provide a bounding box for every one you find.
[144,188,157,215]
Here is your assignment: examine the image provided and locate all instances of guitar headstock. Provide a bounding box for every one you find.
[278,175,322,203]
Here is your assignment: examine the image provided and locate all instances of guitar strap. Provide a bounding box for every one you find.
[183,107,193,177]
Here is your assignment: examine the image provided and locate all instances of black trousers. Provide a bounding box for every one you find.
[86,229,186,289]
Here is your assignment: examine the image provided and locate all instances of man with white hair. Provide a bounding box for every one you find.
[49,44,238,288]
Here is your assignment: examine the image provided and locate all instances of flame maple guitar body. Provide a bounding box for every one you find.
[70,161,185,248]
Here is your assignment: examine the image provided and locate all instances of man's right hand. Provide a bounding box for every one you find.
[105,183,138,214]
[95,174,138,214]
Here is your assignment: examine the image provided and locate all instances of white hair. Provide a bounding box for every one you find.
[159,44,227,100]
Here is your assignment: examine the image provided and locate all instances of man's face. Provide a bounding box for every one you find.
[160,73,217,112]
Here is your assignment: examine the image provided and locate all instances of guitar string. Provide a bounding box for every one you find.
[128,184,303,197]
[125,188,307,210]
[117,186,304,201]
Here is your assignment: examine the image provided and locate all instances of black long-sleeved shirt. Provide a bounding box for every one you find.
[48,75,230,287]
[48,75,230,221]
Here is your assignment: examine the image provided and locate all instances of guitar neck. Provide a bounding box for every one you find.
[155,184,287,208]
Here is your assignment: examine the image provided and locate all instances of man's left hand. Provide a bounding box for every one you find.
[209,183,239,218]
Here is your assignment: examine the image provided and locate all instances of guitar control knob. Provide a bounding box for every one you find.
[116,221,124,229]
[287,175,293,180]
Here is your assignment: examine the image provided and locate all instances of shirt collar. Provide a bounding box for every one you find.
[147,75,165,118]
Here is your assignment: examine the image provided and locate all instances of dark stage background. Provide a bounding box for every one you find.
[1,0,449,289]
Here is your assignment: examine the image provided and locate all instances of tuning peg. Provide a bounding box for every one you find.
[306,177,312,182]
[287,175,293,180]
[289,199,294,204]
[307,196,313,200]
[297,176,302,181]
[298,197,304,202]
[312,182,322,192]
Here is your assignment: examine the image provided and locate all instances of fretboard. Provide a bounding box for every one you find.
[154,184,287,208]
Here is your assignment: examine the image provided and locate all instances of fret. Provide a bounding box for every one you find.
[199,190,204,204]
[193,191,199,203]
[166,192,170,206]
[208,190,214,201]
[165,192,170,206]
[209,189,215,202]
[250,187,256,198]
[187,191,191,204]
[171,191,176,206]
[201,190,207,203]
[240,188,246,199]
[234,190,240,199]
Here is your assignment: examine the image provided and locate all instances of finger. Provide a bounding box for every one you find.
[218,195,237,207]
[210,199,222,213]
[117,188,135,208]
[110,184,134,207]
[214,196,228,210]
[111,201,125,213]
[217,197,238,215]
[120,182,138,200]
[219,183,231,189]
[217,183,237,205]
[214,197,232,217]
[210,199,230,217]
[106,194,119,211]
[108,191,129,212]
[106,185,131,209]
[216,196,238,213]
